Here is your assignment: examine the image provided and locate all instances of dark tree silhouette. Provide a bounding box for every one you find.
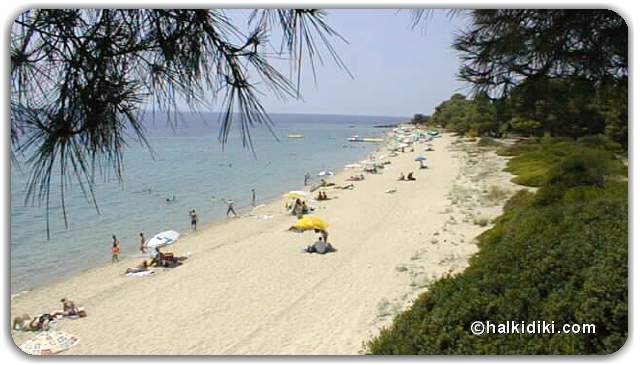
[452,10,627,95]
[10,9,348,238]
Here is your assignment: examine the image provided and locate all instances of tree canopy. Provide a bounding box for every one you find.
[10,9,347,237]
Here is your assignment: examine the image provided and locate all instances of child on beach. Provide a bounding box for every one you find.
[112,235,120,263]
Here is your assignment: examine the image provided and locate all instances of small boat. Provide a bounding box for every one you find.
[347,135,384,143]
[287,134,304,139]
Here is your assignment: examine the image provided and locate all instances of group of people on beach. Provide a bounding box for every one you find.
[124,246,184,273]
[290,198,312,217]
[398,172,416,181]
[111,231,150,263]
[316,191,329,201]
[13,298,85,332]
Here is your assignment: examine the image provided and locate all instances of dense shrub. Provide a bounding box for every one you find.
[477,137,503,147]
[502,138,622,187]
[367,142,628,355]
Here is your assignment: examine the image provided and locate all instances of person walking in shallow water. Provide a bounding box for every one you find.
[304,172,311,186]
[251,189,256,207]
[111,235,120,263]
[190,210,198,231]
[139,232,146,253]
[225,199,238,217]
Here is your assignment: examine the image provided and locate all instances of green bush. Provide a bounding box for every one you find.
[501,138,620,187]
[477,137,503,147]
[367,143,628,355]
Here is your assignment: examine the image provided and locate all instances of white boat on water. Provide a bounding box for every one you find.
[347,135,384,143]
[287,134,304,139]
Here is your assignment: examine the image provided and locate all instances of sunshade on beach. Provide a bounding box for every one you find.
[19,331,80,355]
[317,171,334,177]
[415,156,427,161]
[289,216,329,232]
[146,230,180,249]
[283,191,308,199]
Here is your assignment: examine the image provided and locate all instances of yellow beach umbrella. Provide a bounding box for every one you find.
[283,191,308,200]
[290,216,329,232]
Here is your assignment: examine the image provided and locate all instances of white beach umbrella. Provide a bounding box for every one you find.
[317,171,334,177]
[344,163,362,170]
[146,230,180,249]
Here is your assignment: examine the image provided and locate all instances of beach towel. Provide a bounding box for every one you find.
[126,270,154,277]
[19,331,79,355]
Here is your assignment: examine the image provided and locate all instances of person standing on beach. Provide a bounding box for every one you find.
[304,172,311,186]
[112,235,121,263]
[226,200,238,217]
[190,210,198,231]
[251,189,256,207]
[139,232,146,254]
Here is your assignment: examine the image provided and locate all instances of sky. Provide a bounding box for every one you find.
[221,9,472,118]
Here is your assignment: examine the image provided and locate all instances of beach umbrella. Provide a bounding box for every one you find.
[146,230,180,249]
[283,191,308,199]
[415,156,427,168]
[344,163,362,170]
[317,171,334,177]
[289,216,329,232]
[19,331,80,355]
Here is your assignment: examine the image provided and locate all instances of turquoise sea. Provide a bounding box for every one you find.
[10,112,405,293]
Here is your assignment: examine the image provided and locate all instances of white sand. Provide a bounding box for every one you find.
[10,132,519,355]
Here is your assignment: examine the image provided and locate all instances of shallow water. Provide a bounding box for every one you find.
[10,112,404,293]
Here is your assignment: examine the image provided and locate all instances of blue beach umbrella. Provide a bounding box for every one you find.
[415,156,427,169]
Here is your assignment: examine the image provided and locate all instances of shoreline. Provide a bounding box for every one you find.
[11,129,520,354]
[10,130,388,297]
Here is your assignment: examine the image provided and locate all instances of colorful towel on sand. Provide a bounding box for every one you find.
[19,331,79,355]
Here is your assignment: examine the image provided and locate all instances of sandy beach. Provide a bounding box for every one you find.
[10,131,520,355]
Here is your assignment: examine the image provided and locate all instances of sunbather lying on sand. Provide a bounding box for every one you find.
[319,179,336,187]
[346,174,364,181]
[125,260,151,274]
[12,313,53,331]
[335,184,354,190]
[407,172,416,181]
